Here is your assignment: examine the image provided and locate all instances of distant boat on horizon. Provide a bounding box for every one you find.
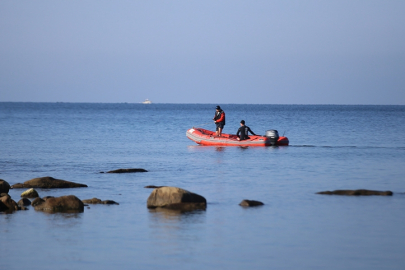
[142,99,152,104]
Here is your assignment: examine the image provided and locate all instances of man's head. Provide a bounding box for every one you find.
[240,120,245,125]
[216,105,221,111]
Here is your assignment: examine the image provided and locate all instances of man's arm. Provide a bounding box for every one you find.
[216,112,225,122]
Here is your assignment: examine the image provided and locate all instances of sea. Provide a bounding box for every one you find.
[1,102,405,270]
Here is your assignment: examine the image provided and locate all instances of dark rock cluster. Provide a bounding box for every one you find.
[1,177,117,213]
[3,172,397,216]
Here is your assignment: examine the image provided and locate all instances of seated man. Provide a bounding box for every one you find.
[236,120,256,140]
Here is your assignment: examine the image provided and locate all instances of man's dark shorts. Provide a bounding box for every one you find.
[216,123,225,130]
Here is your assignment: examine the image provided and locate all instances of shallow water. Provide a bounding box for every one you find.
[1,103,405,269]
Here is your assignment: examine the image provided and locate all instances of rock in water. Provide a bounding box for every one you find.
[18,198,31,206]
[11,176,87,189]
[106,168,148,173]
[144,185,165,189]
[31,197,45,206]
[21,188,39,198]
[147,186,206,210]
[239,199,264,207]
[82,198,119,205]
[316,189,393,196]
[34,195,84,213]
[0,179,11,194]
[0,194,19,212]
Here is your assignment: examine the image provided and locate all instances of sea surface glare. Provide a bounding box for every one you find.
[1,103,405,270]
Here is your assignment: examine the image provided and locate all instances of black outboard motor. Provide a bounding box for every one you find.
[265,130,279,146]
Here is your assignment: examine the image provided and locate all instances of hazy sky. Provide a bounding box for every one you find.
[1,0,404,104]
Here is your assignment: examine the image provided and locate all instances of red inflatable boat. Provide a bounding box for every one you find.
[186,128,289,147]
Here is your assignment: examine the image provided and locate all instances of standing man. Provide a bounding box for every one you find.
[236,120,256,140]
[213,105,226,137]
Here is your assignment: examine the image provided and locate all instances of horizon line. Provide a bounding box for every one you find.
[0,101,404,106]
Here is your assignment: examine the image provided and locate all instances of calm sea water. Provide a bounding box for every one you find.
[1,103,405,270]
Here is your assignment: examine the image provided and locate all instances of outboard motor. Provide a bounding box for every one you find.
[265,130,279,146]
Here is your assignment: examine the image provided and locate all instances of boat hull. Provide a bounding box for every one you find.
[186,128,289,146]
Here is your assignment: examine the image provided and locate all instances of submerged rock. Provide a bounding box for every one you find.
[147,186,206,210]
[82,198,119,205]
[21,188,39,198]
[0,179,11,194]
[239,199,264,207]
[34,195,84,213]
[316,189,393,196]
[106,168,148,173]
[11,176,87,189]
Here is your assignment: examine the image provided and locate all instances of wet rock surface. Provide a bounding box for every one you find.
[147,186,206,210]
[82,198,119,205]
[317,189,393,196]
[239,199,264,207]
[34,195,84,213]
[105,168,148,173]
[11,176,88,189]
[0,179,11,194]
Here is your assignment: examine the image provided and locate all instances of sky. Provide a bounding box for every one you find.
[1,0,404,104]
